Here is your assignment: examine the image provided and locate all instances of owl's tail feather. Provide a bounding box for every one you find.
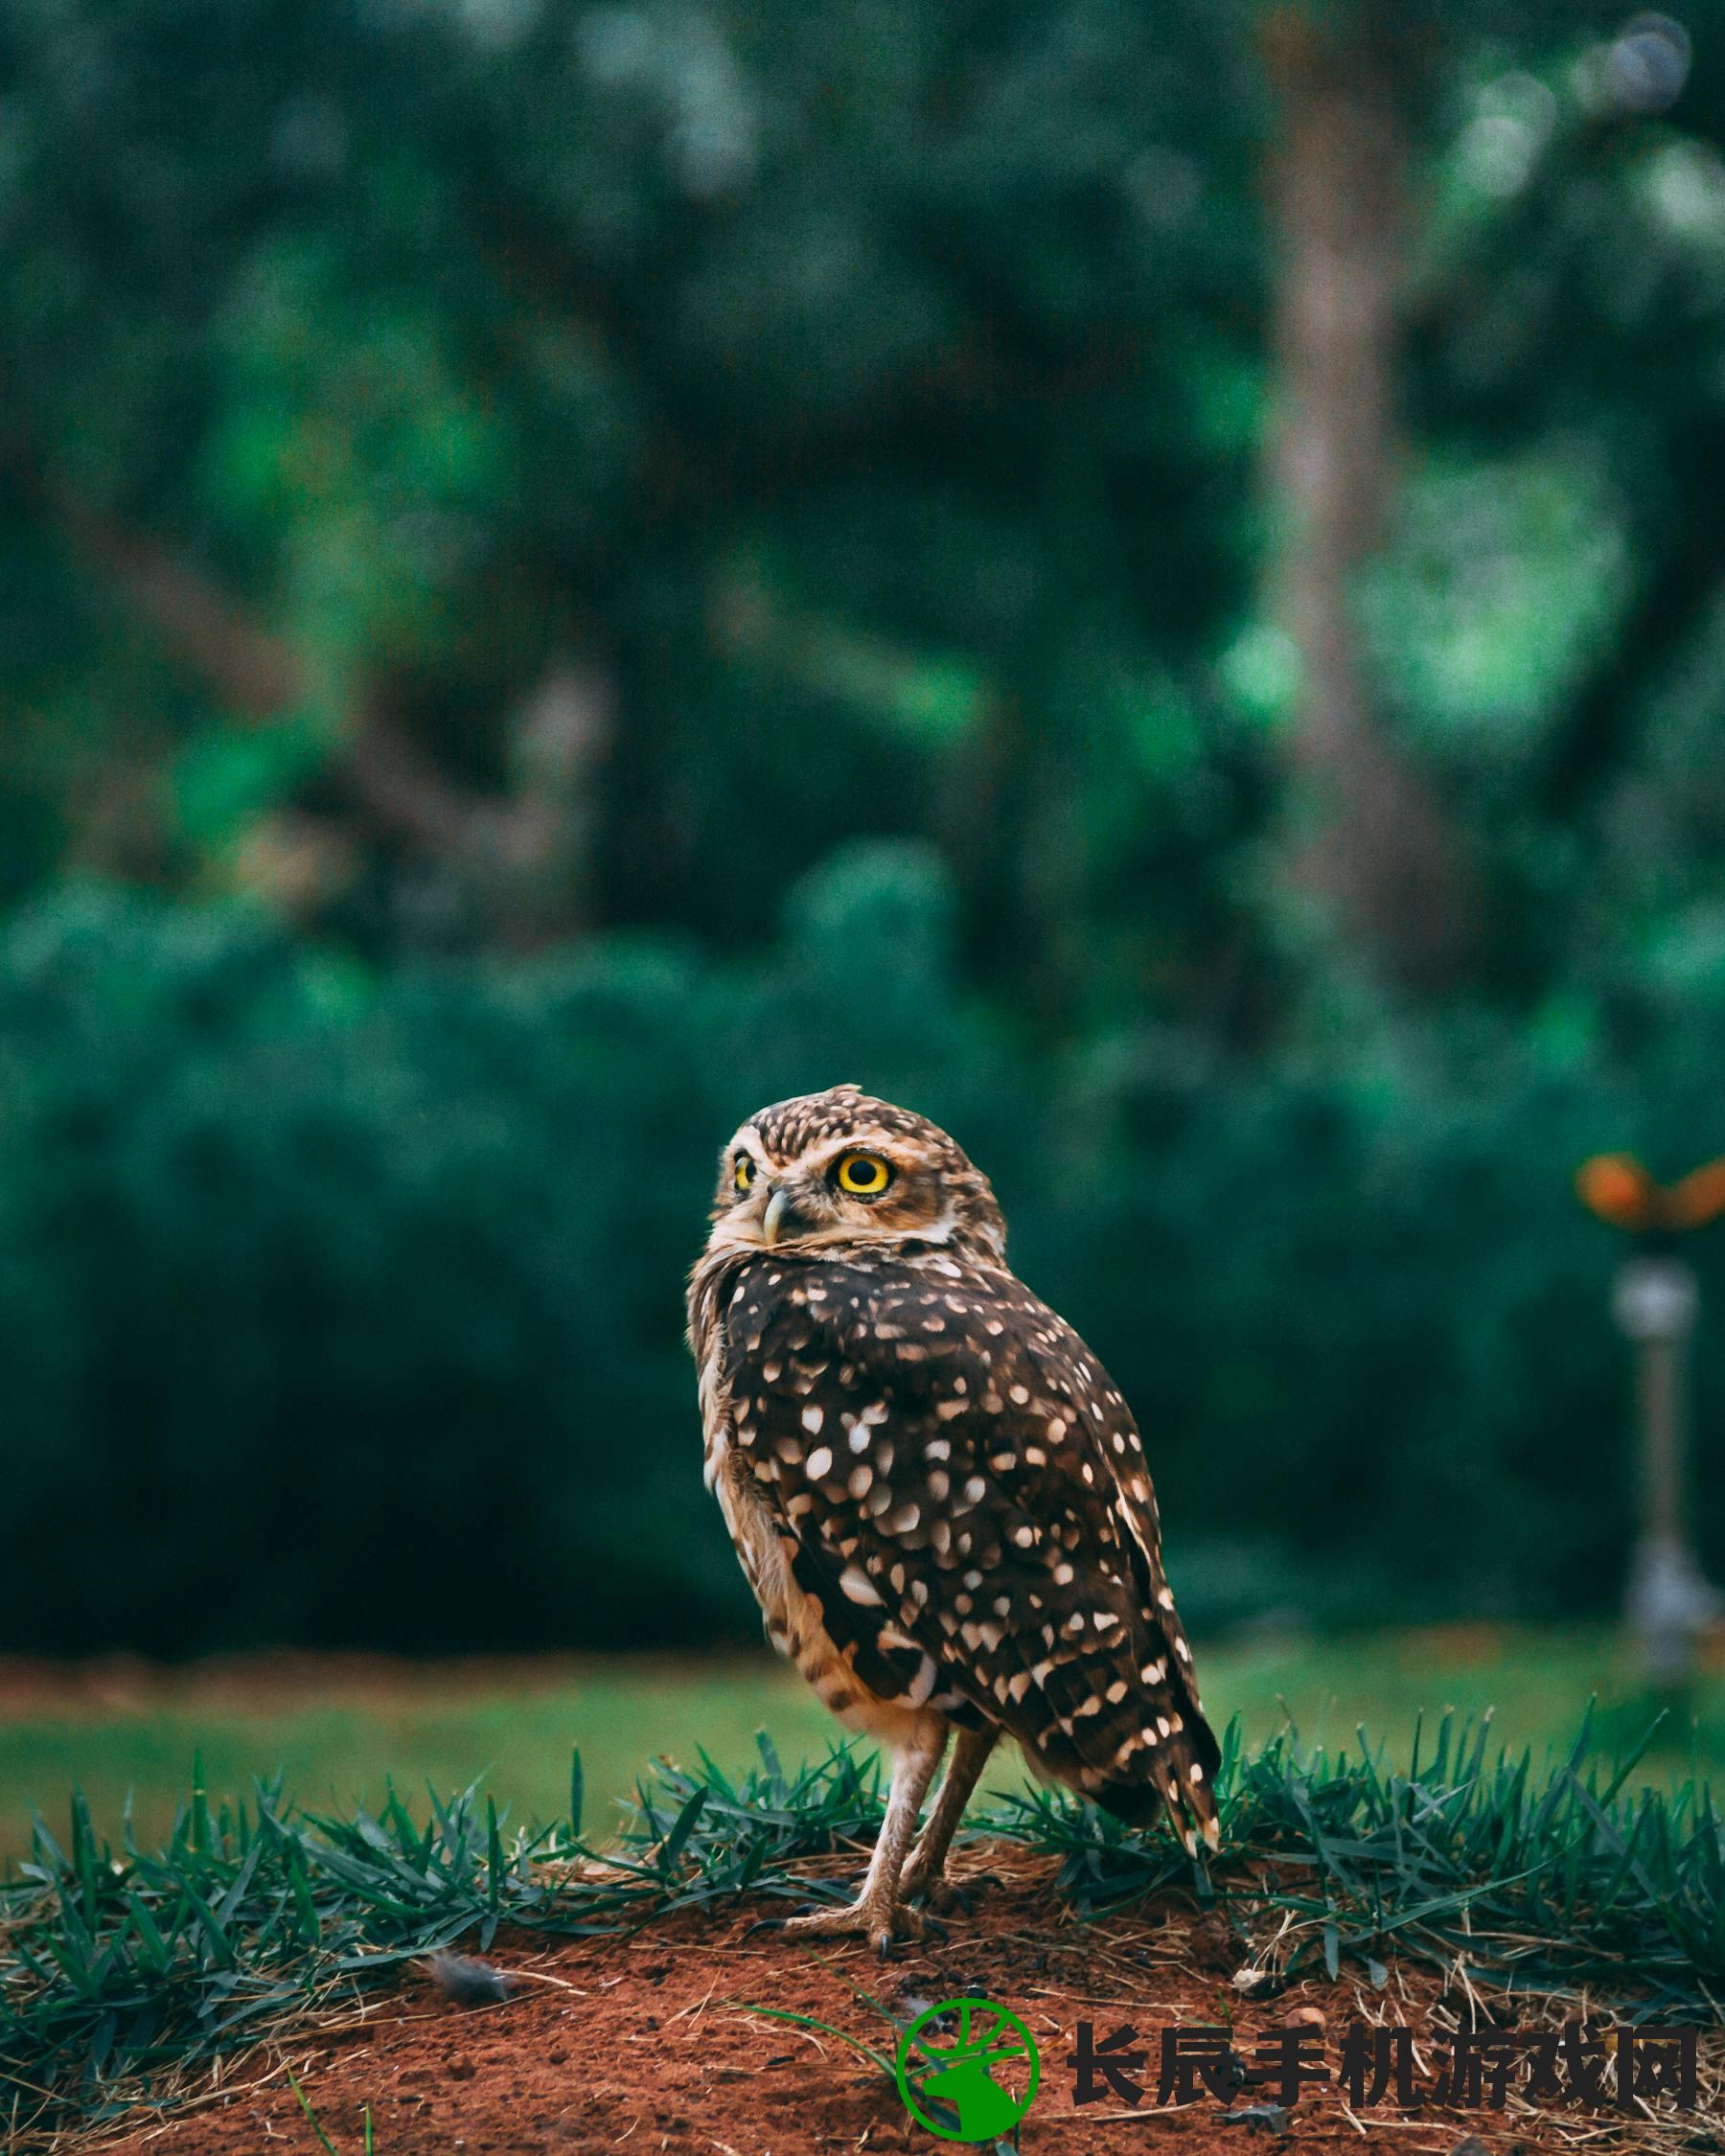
[1092,1717,1222,1857]
[1003,1632,1223,1855]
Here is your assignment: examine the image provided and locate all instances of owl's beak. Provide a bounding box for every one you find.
[761,1186,794,1247]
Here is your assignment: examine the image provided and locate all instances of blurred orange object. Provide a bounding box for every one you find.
[1666,1158,1725,1230]
[1576,1152,1725,1232]
[1576,1153,1658,1230]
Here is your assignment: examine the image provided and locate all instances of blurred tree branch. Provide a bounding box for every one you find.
[13,447,610,948]
[38,478,303,719]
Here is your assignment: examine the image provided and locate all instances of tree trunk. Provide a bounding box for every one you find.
[1263,4,1474,991]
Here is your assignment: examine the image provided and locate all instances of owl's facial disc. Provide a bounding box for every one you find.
[702,1088,1008,1263]
[709,1126,945,1251]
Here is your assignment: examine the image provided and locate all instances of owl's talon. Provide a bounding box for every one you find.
[775,1897,930,1953]
[907,1877,968,1915]
[901,1868,999,1916]
[744,1915,788,1939]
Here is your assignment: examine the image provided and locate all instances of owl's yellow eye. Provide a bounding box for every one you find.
[835,1151,892,1197]
[733,1155,757,1192]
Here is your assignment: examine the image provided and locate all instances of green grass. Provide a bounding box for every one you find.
[0,1658,835,1871]
[1,1626,1720,1871]
[2,1710,1720,2146]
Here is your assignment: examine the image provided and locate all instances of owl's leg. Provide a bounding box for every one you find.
[900,1726,1000,1913]
[778,1727,947,1958]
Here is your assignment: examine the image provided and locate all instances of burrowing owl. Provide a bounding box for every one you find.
[687,1084,1219,1952]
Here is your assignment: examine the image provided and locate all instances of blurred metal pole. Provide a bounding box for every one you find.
[1614,1255,1718,1684]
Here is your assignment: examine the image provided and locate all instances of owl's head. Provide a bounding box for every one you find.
[704,1085,1006,1263]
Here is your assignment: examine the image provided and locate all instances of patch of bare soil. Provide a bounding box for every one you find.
[105,1850,1721,2156]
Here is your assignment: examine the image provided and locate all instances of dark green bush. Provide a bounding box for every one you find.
[1,846,1720,1653]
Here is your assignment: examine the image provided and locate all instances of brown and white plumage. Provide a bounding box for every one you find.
[687,1084,1218,1950]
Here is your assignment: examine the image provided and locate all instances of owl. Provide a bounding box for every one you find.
[687,1084,1219,1954]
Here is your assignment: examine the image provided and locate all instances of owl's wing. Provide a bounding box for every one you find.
[723,1253,1220,1851]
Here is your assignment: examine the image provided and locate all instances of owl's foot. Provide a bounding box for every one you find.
[900,1861,1001,1916]
[772,1892,942,1960]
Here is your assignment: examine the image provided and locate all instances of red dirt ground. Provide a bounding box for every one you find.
[106,1851,1717,2156]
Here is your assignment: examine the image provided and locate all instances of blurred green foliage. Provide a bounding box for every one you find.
[4,857,1725,1651]
[6,2,1725,1649]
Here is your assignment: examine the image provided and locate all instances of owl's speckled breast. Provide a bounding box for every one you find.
[691,1249,945,1748]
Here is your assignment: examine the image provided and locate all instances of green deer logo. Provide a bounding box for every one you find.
[895,1994,1042,2141]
